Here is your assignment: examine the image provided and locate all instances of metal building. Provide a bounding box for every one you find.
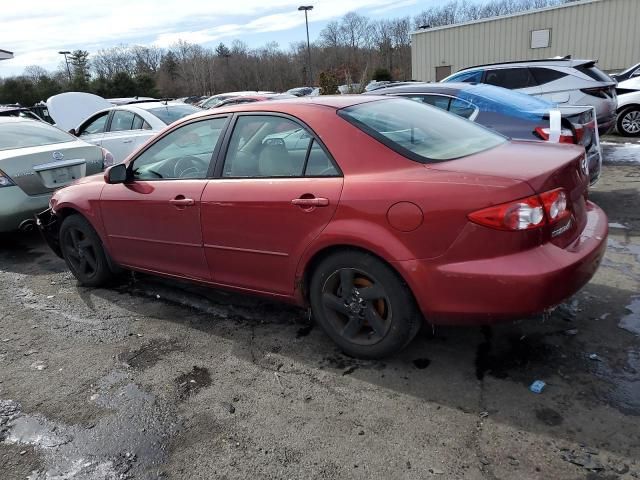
[411,0,640,82]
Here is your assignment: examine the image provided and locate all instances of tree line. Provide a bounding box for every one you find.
[0,0,567,106]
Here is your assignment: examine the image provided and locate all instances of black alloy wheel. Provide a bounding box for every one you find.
[310,250,422,358]
[59,215,114,287]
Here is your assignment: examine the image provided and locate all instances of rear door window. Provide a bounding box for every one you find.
[222,115,339,178]
[109,110,135,132]
[530,67,567,85]
[484,68,535,89]
[132,114,151,130]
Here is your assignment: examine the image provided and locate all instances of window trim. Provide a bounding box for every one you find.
[213,111,343,180]
[394,93,479,122]
[126,115,231,182]
[79,111,111,136]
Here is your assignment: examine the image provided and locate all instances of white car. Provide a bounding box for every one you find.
[442,58,618,135]
[47,93,200,163]
[615,89,640,136]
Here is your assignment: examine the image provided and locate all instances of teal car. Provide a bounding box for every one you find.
[0,117,110,232]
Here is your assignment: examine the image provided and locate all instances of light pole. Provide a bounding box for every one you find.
[58,51,72,82]
[298,5,313,85]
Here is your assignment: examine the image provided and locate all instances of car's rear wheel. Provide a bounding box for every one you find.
[59,215,114,287]
[617,106,640,137]
[310,250,422,358]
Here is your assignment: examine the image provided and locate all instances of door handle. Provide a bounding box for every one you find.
[291,197,329,207]
[170,196,195,207]
[122,139,133,144]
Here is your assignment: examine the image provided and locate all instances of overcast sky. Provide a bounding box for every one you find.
[0,0,440,77]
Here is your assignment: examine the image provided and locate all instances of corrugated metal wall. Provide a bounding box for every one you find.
[411,0,640,81]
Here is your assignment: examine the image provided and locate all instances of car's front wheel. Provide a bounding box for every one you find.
[617,106,640,137]
[310,250,422,359]
[59,215,114,287]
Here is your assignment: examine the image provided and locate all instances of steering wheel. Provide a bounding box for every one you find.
[173,155,208,178]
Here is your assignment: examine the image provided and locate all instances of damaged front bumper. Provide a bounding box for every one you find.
[35,208,63,258]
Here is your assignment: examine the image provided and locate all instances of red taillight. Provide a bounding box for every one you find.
[468,194,545,231]
[534,126,575,144]
[539,188,569,223]
[101,148,115,169]
[468,188,570,231]
[581,87,609,99]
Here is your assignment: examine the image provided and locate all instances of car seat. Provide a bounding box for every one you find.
[258,141,300,176]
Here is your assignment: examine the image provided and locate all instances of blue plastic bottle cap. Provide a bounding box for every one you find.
[529,380,546,393]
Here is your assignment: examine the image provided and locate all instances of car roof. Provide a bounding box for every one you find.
[364,83,463,95]
[458,58,596,71]
[117,101,182,112]
[183,95,386,121]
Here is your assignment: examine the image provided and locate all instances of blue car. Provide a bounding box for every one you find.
[365,82,601,185]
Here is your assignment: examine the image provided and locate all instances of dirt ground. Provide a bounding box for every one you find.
[1,140,639,480]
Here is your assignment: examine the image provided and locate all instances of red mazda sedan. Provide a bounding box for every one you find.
[37,96,608,358]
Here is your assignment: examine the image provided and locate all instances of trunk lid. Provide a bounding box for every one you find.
[432,141,590,246]
[0,142,103,195]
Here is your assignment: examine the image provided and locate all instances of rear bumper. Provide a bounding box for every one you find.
[395,201,608,325]
[0,187,51,232]
[35,208,63,258]
[586,147,602,186]
[597,114,616,135]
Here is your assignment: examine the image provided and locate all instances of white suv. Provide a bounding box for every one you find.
[443,58,617,135]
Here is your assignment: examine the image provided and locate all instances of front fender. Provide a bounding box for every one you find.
[50,182,107,243]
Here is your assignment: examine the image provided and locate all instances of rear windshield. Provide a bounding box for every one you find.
[464,83,553,111]
[338,99,506,163]
[459,84,553,121]
[0,121,73,151]
[147,105,200,125]
[575,64,612,82]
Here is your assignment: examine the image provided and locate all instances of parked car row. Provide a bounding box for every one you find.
[442,57,618,136]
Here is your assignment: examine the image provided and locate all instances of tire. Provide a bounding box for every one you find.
[616,106,640,137]
[59,215,114,287]
[310,250,422,359]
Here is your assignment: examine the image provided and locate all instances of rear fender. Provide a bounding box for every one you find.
[294,219,416,302]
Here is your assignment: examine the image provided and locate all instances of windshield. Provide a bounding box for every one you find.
[0,120,74,151]
[338,99,506,163]
[147,105,200,125]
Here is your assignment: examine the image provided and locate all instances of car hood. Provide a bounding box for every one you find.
[47,92,112,131]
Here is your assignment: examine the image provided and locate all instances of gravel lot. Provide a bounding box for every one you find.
[1,139,639,480]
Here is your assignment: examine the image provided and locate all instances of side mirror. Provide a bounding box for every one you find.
[632,70,640,77]
[105,163,128,184]
[68,128,77,136]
